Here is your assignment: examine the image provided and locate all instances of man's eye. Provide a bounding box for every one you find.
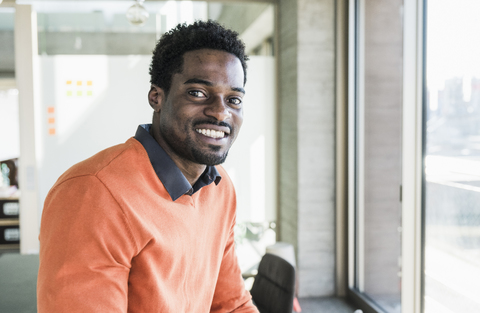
[188,90,206,98]
[229,98,242,105]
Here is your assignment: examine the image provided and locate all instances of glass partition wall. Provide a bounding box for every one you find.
[9,0,276,265]
[0,8,18,164]
[0,7,21,253]
[35,1,274,56]
[423,0,480,312]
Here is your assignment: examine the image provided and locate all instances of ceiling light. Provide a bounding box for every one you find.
[126,0,149,26]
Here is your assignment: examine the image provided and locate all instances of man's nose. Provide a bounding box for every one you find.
[205,96,231,121]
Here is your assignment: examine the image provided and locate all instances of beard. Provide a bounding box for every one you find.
[159,119,232,166]
[191,144,229,165]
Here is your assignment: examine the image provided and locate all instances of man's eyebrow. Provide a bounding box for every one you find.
[232,87,245,94]
[184,78,213,86]
[184,78,245,94]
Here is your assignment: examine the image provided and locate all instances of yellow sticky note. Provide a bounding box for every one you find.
[66,80,72,85]
[77,81,82,86]
[87,90,93,96]
[66,91,73,96]
[87,81,93,86]
[77,91,83,96]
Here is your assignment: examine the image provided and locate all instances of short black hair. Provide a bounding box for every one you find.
[149,20,248,94]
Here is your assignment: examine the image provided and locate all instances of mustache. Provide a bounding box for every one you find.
[193,119,232,132]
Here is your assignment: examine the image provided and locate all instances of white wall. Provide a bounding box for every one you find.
[223,56,276,223]
[35,54,276,226]
[36,55,153,213]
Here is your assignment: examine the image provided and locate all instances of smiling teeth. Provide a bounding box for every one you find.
[196,129,225,139]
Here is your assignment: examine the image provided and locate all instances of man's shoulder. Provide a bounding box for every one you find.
[54,138,145,186]
[213,165,235,191]
[215,165,229,180]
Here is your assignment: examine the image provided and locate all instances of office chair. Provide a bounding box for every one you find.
[250,253,296,313]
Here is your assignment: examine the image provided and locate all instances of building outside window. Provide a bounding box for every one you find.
[424,0,480,312]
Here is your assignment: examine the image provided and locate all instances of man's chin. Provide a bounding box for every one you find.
[191,148,228,166]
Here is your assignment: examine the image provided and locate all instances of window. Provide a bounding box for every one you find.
[423,1,480,312]
[350,1,480,312]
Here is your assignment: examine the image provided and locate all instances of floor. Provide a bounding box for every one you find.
[0,252,39,313]
[298,297,357,313]
[0,252,357,313]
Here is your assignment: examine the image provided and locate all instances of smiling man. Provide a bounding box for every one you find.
[37,21,259,313]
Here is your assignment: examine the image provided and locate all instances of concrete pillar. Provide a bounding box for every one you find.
[277,0,336,297]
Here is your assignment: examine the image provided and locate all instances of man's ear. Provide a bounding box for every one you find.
[148,84,165,113]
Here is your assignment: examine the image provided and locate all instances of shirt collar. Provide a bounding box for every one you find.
[134,124,221,201]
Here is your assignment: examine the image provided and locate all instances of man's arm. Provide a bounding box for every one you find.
[210,218,259,313]
[37,175,137,313]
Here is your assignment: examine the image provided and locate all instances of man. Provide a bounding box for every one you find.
[37,20,259,313]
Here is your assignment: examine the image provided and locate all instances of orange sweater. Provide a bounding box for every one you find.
[37,138,257,312]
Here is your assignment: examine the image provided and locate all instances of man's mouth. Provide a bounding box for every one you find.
[196,128,226,139]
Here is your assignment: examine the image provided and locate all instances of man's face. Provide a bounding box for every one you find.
[150,49,245,166]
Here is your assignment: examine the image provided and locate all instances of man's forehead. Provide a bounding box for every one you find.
[176,50,244,86]
[181,49,241,67]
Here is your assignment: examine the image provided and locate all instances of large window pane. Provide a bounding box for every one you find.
[424,1,480,312]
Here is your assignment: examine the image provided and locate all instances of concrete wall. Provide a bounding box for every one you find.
[278,0,298,257]
[278,0,336,297]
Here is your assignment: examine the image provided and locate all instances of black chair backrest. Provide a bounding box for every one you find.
[250,253,296,313]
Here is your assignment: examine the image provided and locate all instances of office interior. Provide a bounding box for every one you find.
[0,0,479,312]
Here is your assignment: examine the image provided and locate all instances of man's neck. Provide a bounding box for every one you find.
[151,129,206,186]
[169,156,206,187]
